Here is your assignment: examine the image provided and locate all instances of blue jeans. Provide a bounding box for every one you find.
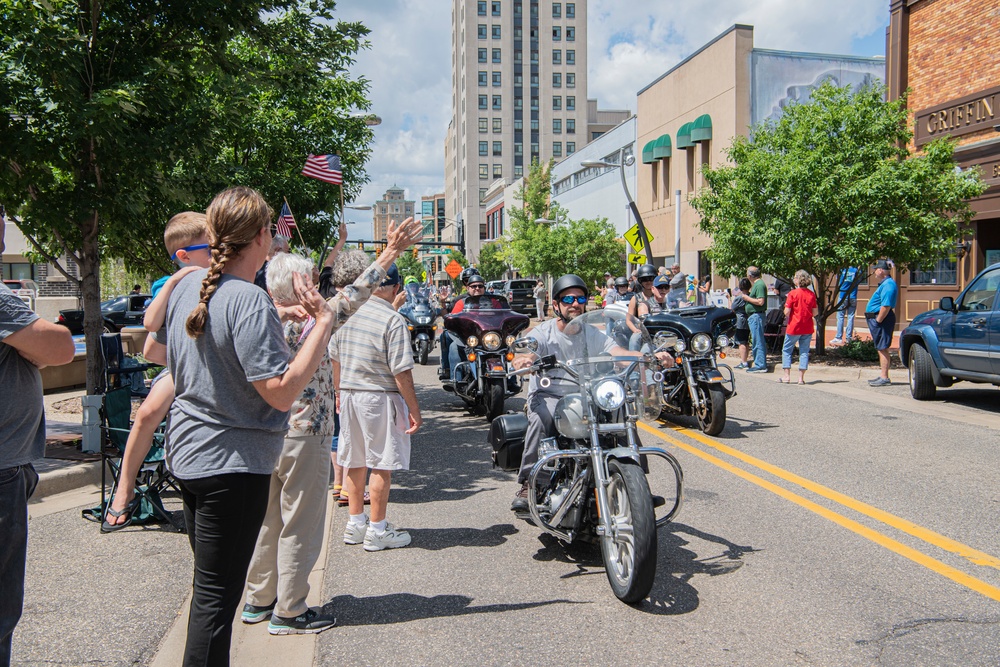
[747,312,766,369]
[782,334,813,370]
[835,296,857,340]
[0,464,36,667]
[440,331,456,374]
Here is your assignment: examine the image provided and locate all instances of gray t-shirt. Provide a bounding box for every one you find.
[524,318,616,399]
[153,270,290,480]
[0,284,45,469]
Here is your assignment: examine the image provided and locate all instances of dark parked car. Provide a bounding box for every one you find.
[56,294,150,334]
[501,278,547,316]
[899,262,1000,400]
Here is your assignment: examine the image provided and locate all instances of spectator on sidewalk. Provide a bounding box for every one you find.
[533,280,546,321]
[831,266,860,345]
[0,215,75,667]
[866,260,898,387]
[732,278,752,369]
[333,264,422,552]
[779,270,819,385]
[667,263,687,309]
[744,266,768,372]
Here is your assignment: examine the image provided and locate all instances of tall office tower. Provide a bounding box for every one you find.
[372,186,415,243]
[447,0,588,260]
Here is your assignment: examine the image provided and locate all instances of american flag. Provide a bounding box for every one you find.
[302,154,343,185]
[276,202,296,238]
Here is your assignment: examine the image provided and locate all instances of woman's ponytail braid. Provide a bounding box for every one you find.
[185,243,235,338]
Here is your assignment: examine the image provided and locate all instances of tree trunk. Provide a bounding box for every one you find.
[815,313,828,355]
[79,230,103,395]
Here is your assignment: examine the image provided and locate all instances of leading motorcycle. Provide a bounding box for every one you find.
[489,308,683,603]
[399,284,438,365]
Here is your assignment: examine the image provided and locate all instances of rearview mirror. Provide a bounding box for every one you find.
[939,296,955,312]
[512,337,538,354]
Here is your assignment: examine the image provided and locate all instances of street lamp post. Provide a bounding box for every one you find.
[580,153,654,265]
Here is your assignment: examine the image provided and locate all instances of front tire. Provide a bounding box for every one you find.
[485,378,505,422]
[908,344,937,401]
[695,385,726,436]
[600,459,657,604]
[417,340,429,365]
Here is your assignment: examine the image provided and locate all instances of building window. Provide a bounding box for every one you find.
[552,26,561,41]
[566,26,575,41]
[566,72,575,88]
[530,73,539,88]
[530,2,537,17]
[492,25,501,39]
[553,118,562,134]
[492,72,501,86]
[493,163,503,177]
[552,2,561,18]
[566,96,575,110]
[491,0,500,16]
[479,189,488,204]
[529,26,538,40]
[661,156,671,201]
[514,51,522,64]
[478,71,487,86]
[566,2,575,18]
[478,48,487,63]
[478,95,488,110]
[514,143,523,155]
[479,164,489,179]
[514,2,521,17]
[477,0,487,15]
[553,142,562,157]
[566,50,575,65]
[700,141,711,188]
[530,118,539,130]
[530,50,538,63]
[492,95,502,110]
[493,118,502,133]
[530,143,539,157]
[530,97,539,110]
[911,257,958,285]
[479,141,488,156]
[514,165,524,178]
[566,118,575,134]
[553,72,562,88]
[552,49,561,65]
[553,96,562,110]
[478,24,487,39]
[566,142,575,154]
[493,141,502,156]
[492,48,501,63]
[514,119,523,131]
[514,26,522,39]
[514,97,523,110]
[479,118,488,133]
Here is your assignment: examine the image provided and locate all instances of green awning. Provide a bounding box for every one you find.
[691,114,712,142]
[641,139,657,164]
[652,134,672,159]
[676,122,694,149]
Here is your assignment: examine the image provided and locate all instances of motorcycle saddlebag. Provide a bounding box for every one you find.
[488,412,529,471]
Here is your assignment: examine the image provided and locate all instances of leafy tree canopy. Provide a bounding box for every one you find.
[476,240,509,281]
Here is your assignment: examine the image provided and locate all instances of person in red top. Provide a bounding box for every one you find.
[779,269,819,384]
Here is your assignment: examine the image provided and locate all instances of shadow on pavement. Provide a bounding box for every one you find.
[405,523,518,550]
[932,387,1000,414]
[320,592,584,626]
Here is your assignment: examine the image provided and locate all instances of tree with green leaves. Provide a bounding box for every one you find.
[507,158,556,278]
[691,81,985,351]
[0,1,373,392]
[394,250,424,283]
[476,240,509,281]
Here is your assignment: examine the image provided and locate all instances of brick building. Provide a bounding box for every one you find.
[2,221,81,321]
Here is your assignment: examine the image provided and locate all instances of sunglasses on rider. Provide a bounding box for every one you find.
[468,283,485,289]
[559,295,588,305]
[639,277,654,283]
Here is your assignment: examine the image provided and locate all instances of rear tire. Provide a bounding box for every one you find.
[908,344,937,401]
[600,459,657,604]
[695,385,726,436]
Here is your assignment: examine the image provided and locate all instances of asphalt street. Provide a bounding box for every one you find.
[14,352,1000,666]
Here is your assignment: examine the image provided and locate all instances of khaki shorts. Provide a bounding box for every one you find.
[337,390,411,470]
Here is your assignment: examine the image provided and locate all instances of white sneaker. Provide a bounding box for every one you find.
[363,522,411,551]
[830,338,843,346]
[343,515,369,545]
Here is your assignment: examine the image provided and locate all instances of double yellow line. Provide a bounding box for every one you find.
[639,421,1000,602]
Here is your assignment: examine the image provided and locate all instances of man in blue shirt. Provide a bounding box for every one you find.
[831,266,861,345]
[865,260,898,386]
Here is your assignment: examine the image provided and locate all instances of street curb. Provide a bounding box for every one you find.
[34,461,102,501]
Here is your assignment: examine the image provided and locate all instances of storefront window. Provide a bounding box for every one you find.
[910,257,957,285]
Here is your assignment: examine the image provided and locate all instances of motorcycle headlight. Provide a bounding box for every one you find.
[673,339,686,353]
[505,334,516,346]
[592,378,626,411]
[716,333,729,348]
[482,331,502,351]
[691,333,713,354]
[466,335,479,347]
[417,316,432,324]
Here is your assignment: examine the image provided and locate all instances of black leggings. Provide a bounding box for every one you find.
[178,473,270,667]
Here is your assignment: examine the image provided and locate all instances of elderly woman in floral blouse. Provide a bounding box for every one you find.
[242,220,421,635]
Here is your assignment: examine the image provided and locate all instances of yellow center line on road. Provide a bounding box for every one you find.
[637,422,1000,603]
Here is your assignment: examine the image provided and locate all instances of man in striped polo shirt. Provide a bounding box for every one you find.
[331,263,422,551]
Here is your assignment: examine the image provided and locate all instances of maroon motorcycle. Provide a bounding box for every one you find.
[442,295,530,421]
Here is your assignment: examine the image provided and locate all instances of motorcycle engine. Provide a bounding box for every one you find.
[547,478,581,528]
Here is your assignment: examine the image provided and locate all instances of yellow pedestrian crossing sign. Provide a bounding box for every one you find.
[624,223,654,254]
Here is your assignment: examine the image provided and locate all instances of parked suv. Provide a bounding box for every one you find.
[501,278,547,316]
[899,262,1000,400]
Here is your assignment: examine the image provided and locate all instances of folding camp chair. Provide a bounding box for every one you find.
[98,333,156,398]
[82,386,183,532]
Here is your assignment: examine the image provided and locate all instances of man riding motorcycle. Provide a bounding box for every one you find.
[438,271,490,381]
[509,274,674,511]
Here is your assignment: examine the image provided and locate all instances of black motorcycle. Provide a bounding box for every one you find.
[639,306,737,435]
[399,285,438,365]
[442,294,530,422]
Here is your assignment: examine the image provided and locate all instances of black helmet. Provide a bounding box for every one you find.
[614,276,629,288]
[460,266,479,285]
[465,273,485,286]
[636,263,657,280]
[551,274,589,300]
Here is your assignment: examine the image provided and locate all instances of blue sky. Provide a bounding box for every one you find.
[335,0,889,239]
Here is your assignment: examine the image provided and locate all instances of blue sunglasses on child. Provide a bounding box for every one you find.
[171,244,210,262]
[558,295,588,305]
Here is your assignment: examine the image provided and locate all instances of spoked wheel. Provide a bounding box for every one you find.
[417,341,430,365]
[485,378,505,422]
[695,384,726,436]
[600,459,657,604]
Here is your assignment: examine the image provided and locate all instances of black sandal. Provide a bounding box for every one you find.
[101,496,139,533]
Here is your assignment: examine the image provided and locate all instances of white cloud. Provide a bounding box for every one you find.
[334,0,888,234]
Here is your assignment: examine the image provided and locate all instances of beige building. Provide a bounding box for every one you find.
[447,0,589,261]
[636,24,883,282]
[372,186,415,243]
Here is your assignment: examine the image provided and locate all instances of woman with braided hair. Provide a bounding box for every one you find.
[151,186,342,666]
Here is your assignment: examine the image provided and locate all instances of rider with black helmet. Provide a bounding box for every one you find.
[438,271,490,381]
[605,276,631,306]
[625,264,660,349]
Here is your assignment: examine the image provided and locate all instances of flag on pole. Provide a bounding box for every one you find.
[302,154,343,185]
[276,202,296,238]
